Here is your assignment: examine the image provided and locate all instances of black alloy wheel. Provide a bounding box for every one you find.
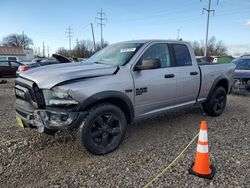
[79,103,127,155]
[213,89,226,114]
[90,113,122,147]
[203,86,227,116]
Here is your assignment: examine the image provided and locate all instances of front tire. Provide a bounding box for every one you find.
[202,87,227,116]
[79,103,127,155]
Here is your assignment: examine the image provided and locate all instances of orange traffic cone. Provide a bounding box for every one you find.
[189,120,215,179]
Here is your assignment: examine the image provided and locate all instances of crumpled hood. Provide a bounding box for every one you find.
[234,69,250,79]
[20,62,118,89]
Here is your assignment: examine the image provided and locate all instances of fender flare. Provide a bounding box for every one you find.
[76,91,134,123]
[207,76,229,100]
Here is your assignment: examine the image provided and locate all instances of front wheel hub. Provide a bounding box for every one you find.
[91,113,121,146]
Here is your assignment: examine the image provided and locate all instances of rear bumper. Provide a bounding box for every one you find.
[15,101,87,133]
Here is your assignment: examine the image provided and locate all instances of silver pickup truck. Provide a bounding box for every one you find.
[15,40,235,155]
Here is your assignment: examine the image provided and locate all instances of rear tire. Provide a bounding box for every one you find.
[79,103,127,155]
[202,87,227,116]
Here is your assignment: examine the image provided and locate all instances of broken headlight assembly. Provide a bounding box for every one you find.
[43,88,79,107]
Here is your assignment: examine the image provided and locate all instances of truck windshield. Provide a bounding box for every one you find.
[88,42,143,66]
[233,59,250,70]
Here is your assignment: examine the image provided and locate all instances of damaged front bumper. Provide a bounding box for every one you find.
[16,106,87,133]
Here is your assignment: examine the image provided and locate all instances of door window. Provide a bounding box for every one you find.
[172,44,192,66]
[10,62,20,67]
[140,44,171,68]
[0,61,9,67]
[8,57,17,61]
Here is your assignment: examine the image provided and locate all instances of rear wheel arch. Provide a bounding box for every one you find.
[216,79,229,94]
[208,77,229,100]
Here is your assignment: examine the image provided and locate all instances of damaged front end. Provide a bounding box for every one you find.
[15,77,87,134]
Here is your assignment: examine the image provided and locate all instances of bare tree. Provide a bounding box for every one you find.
[2,33,33,49]
[192,40,204,56]
[56,47,70,57]
[192,36,227,56]
[72,40,94,57]
[57,40,109,58]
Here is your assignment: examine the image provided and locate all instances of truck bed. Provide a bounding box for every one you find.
[198,63,235,101]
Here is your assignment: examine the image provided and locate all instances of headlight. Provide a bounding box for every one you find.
[51,90,69,99]
[43,89,79,106]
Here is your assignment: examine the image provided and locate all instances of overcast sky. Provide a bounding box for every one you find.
[0,0,249,55]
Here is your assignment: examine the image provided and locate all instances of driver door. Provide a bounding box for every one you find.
[132,43,177,117]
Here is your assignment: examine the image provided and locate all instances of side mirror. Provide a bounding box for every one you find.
[134,59,161,71]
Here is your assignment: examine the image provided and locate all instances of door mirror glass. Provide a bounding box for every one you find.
[134,58,161,71]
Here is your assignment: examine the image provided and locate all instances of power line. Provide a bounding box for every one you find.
[65,26,74,52]
[111,2,202,24]
[201,0,219,57]
[96,8,107,48]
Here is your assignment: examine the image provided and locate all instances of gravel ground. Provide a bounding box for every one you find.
[0,78,249,187]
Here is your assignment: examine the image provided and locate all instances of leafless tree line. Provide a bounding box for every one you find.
[192,36,227,56]
[1,33,228,58]
[56,40,108,58]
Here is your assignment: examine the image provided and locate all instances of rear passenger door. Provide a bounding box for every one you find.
[170,44,200,105]
[132,43,177,117]
[10,61,21,75]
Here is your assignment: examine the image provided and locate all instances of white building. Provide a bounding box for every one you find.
[0,46,34,61]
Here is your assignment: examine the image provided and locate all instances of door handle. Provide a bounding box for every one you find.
[190,71,198,75]
[165,74,175,78]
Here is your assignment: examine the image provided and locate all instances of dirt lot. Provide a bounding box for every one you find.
[0,78,249,187]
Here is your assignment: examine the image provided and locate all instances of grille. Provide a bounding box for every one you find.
[15,77,45,108]
[16,109,29,119]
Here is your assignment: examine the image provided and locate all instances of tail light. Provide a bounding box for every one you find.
[19,66,29,72]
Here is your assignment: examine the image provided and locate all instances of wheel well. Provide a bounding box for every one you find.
[85,97,133,124]
[216,79,229,93]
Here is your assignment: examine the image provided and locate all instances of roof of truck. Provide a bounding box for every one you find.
[120,39,189,44]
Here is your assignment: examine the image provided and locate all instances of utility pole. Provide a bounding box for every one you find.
[22,31,25,49]
[38,47,41,57]
[42,41,45,58]
[202,0,219,57]
[76,38,80,57]
[96,8,107,48]
[34,47,37,56]
[91,23,96,51]
[47,46,50,58]
[177,29,180,40]
[66,26,73,53]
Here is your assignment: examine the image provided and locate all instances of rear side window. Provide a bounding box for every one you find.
[8,57,17,61]
[0,61,9,67]
[173,44,192,66]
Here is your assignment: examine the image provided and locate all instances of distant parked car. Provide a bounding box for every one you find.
[0,60,25,77]
[232,56,250,91]
[16,54,72,75]
[215,56,234,64]
[196,56,214,64]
